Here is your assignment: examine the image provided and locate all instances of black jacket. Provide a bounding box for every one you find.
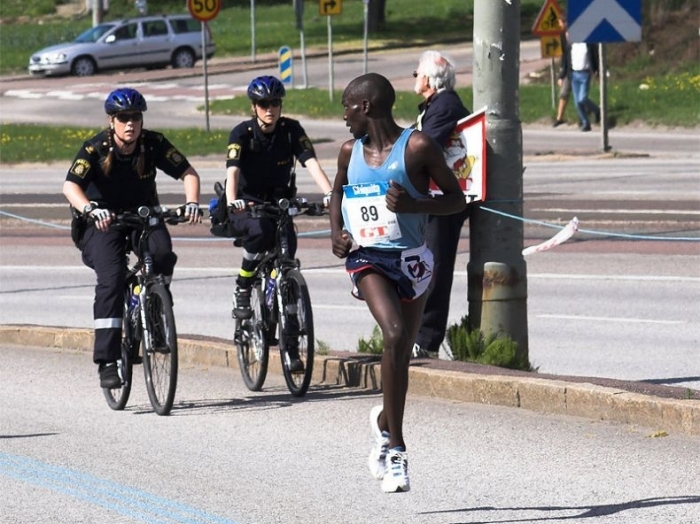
[416,90,470,146]
[559,37,599,80]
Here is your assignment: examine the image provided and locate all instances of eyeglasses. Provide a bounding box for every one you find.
[256,99,282,109]
[114,112,143,123]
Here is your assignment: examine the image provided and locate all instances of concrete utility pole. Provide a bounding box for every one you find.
[92,0,103,26]
[469,0,529,361]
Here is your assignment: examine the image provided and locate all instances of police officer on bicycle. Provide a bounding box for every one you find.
[222,75,332,373]
[62,87,202,389]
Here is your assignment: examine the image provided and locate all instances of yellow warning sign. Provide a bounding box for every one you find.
[319,0,342,16]
[539,35,563,58]
[532,0,563,36]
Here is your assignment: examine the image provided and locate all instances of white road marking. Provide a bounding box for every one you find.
[4,266,699,282]
[532,208,700,215]
[537,314,684,325]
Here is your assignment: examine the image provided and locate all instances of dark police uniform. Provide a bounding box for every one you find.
[225,116,316,255]
[415,90,472,354]
[66,129,192,364]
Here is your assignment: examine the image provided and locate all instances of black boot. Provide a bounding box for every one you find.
[233,277,253,319]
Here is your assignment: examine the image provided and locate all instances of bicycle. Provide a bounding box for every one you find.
[102,205,191,416]
[213,183,325,397]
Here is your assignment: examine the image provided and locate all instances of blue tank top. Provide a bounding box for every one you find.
[343,128,426,250]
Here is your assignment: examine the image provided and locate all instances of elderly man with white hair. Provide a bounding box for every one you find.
[411,50,472,360]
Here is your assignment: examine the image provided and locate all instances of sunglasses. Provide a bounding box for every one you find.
[114,113,143,123]
[256,99,282,109]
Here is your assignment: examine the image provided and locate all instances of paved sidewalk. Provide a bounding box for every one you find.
[2,325,698,437]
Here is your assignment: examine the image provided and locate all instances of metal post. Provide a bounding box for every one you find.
[550,58,556,109]
[294,0,307,87]
[327,16,334,102]
[202,22,210,132]
[599,43,610,152]
[362,0,369,74]
[300,31,308,88]
[470,0,529,362]
[250,0,256,63]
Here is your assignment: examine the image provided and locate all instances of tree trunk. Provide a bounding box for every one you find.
[367,0,386,33]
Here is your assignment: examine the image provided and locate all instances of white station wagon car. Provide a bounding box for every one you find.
[28,14,215,77]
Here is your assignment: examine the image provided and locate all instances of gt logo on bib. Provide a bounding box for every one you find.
[342,181,402,246]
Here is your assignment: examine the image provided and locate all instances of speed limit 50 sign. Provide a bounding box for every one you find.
[187,0,221,22]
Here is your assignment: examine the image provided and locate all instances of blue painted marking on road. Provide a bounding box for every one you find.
[0,452,242,524]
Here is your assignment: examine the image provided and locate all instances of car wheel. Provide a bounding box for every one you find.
[71,57,96,77]
[172,48,195,69]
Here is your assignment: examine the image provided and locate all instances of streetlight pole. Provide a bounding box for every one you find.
[470,0,529,361]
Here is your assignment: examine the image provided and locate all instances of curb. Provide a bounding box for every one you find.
[2,325,698,436]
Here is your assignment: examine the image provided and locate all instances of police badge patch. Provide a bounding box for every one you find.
[69,159,91,178]
[299,135,314,152]
[166,147,184,165]
[227,143,241,160]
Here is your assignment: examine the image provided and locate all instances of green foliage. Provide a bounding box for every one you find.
[447,316,532,371]
[0,0,544,74]
[357,325,384,355]
[0,0,57,18]
[315,338,330,356]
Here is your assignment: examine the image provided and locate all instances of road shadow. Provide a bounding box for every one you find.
[420,495,700,523]
[134,383,382,417]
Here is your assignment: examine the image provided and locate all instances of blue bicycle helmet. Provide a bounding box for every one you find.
[247,76,286,102]
[104,87,148,115]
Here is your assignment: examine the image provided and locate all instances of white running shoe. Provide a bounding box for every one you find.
[368,405,390,479]
[381,448,410,493]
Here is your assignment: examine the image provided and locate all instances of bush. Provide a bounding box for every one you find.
[446,315,533,371]
[357,325,384,355]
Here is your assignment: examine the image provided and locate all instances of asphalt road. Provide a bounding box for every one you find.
[2,344,699,524]
[1,40,700,524]
[1,45,699,388]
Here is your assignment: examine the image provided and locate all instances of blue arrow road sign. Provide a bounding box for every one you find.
[568,0,641,43]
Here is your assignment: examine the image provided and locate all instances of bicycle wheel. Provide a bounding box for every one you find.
[279,268,314,397]
[103,289,137,410]
[142,282,178,415]
[236,282,269,391]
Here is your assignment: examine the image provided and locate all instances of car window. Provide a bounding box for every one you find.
[112,23,138,41]
[171,18,201,34]
[143,20,169,38]
[75,24,117,43]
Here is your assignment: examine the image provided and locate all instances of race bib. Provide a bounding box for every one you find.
[342,182,402,246]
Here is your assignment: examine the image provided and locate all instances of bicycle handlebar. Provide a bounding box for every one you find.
[111,205,195,227]
[246,199,326,219]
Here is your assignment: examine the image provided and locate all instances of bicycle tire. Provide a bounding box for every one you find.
[279,268,314,397]
[142,282,178,415]
[236,282,269,391]
[103,290,137,410]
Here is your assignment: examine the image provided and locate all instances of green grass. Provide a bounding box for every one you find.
[0,0,543,74]
[210,72,700,127]
[1,0,697,164]
[1,70,698,164]
[0,124,230,164]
